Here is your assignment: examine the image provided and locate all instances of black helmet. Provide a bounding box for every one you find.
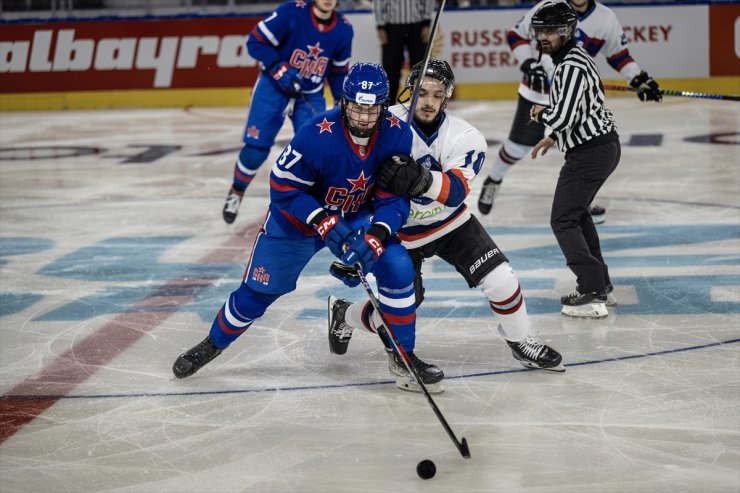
[405,59,455,98]
[530,2,577,40]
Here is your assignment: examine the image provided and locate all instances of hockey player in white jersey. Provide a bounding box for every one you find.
[328,60,564,393]
[477,0,662,224]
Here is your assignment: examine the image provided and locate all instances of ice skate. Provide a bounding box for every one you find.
[222,187,243,224]
[173,336,224,378]
[604,284,617,307]
[328,295,353,355]
[589,204,606,224]
[506,336,565,372]
[388,350,444,394]
[560,288,608,318]
[477,177,502,215]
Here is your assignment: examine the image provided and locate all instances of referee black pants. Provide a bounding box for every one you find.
[381,22,427,103]
[550,133,621,293]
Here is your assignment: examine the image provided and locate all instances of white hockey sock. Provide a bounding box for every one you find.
[345,301,379,333]
[488,139,532,182]
[479,263,531,342]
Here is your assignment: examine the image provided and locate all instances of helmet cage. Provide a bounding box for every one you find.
[340,98,389,138]
[341,62,390,138]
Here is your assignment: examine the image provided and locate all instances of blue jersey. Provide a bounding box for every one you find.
[248,0,353,100]
[268,107,414,239]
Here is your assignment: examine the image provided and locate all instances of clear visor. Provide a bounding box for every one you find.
[529,25,571,38]
[409,75,454,98]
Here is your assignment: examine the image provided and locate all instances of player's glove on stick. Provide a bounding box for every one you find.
[377,154,432,197]
[629,71,662,102]
[270,62,301,94]
[520,59,549,94]
[312,212,354,258]
[330,261,361,288]
[340,225,388,273]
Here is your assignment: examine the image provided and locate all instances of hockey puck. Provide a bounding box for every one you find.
[416,459,436,480]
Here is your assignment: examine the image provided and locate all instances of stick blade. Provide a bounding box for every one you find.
[460,437,471,459]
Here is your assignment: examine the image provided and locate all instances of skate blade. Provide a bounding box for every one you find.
[591,215,605,225]
[518,361,566,372]
[605,293,618,307]
[395,376,444,394]
[561,302,608,319]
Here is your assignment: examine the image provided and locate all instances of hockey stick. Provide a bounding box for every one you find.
[603,84,740,102]
[296,89,320,115]
[290,81,321,115]
[406,0,448,122]
[353,265,471,459]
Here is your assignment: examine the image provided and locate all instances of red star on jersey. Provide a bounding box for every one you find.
[316,117,335,134]
[295,0,306,8]
[386,113,401,128]
[347,170,371,193]
[307,42,324,59]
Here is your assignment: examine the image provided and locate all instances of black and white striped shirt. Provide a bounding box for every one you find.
[374,0,434,27]
[538,39,617,152]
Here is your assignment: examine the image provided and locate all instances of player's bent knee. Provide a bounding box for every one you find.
[239,144,271,170]
[232,283,280,319]
[479,262,520,302]
[376,244,416,287]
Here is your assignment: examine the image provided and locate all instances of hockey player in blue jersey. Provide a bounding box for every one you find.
[174,63,445,390]
[222,0,353,224]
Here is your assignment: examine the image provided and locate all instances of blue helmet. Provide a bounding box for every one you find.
[341,62,390,138]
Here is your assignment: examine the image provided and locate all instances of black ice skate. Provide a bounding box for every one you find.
[589,204,606,224]
[172,336,224,378]
[560,288,608,318]
[328,295,354,355]
[506,336,565,372]
[388,350,445,394]
[477,177,502,215]
[222,187,243,224]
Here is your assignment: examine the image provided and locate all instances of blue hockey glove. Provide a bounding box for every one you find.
[270,62,301,94]
[520,59,549,94]
[312,213,354,258]
[629,71,662,102]
[340,225,388,273]
[330,261,361,288]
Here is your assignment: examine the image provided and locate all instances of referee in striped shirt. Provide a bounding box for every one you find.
[529,1,620,319]
[374,0,435,101]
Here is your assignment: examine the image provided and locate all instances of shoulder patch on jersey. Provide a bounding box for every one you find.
[316,117,335,134]
[386,113,402,128]
[295,0,307,8]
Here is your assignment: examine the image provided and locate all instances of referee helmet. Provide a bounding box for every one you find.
[530,2,577,40]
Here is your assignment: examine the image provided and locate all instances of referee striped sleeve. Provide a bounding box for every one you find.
[539,45,616,152]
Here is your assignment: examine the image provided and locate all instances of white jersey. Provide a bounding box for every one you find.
[510,0,643,104]
[388,104,487,249]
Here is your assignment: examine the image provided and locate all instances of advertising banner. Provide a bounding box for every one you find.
[0,4,736,98]
[0,17,260,93]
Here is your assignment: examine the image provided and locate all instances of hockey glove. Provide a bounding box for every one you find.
[312,213,354,258]
[629,71,662,102]
[340,225,388,273]
[377,154,433,197]
[330,260,361,288]
[520,59,549,94]
[270,62,301,95]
